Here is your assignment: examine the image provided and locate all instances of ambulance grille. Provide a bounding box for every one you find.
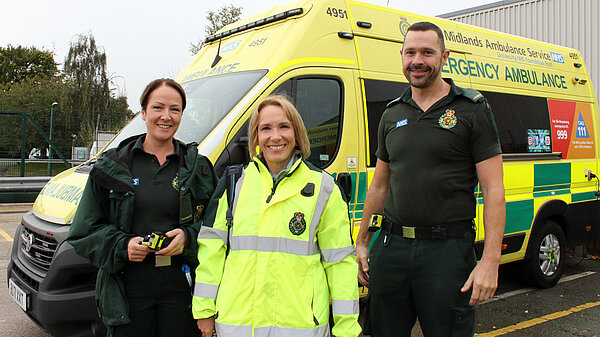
[20,227,58,272]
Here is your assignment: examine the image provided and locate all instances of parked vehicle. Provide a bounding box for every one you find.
[8,0,600,335]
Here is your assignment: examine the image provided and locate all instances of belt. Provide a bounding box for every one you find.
[381,219,473,240]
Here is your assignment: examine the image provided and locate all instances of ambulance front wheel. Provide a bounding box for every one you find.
[522,220,566,288]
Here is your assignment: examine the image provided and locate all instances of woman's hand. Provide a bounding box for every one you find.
[155,228,186,256]
[197,317,216,336]
[127,237,151,262]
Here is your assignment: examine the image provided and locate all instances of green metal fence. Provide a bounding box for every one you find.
[0,111,71,177]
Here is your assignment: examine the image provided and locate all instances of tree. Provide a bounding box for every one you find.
[63,33,110,116]
[0,45,58,89]
[190,5,242,55]
[62,33,129,146]
[0,37,130,160]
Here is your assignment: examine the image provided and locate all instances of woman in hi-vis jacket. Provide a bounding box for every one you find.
[193,95,361,337]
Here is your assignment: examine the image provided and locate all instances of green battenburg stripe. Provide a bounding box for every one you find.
[348,204,354,211]
[355,211,363,219]
[357,172,367,203]
[572,191,597,202]
[355,203,364,211]
[505,199,534,234]
[533,189,571,198]
[533,163,570,192]
[474,184,482,200]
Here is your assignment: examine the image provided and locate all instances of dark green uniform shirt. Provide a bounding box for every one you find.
[376,79,501,227]
[130,136,180,236]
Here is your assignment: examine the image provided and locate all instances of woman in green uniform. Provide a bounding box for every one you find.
[67,78,217,336]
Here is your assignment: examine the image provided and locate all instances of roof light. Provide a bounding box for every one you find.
[204,8,304,43]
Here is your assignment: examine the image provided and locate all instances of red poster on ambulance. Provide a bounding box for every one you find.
[548,100,595,159]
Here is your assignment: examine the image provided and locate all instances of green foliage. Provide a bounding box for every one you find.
[190,4,242,55]
[0,45,58,89]
[0,33,131,160]
[0,77,66,158]
[62,33,129,147]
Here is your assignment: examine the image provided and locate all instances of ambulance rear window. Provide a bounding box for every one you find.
[481,91,551,154]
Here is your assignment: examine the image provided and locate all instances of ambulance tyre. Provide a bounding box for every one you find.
[522,221,566,288]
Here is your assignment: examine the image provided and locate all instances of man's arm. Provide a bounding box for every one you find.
[356,159,390,287]
[461,154,505,305]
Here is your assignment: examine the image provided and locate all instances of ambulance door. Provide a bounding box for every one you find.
[268,68,362,228]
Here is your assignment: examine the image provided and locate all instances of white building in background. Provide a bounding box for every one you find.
[440,0,600,103]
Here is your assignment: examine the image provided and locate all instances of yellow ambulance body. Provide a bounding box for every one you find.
[174,0,598,287]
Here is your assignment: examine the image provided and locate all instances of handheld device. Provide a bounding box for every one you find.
[140,232,172,250]
[368,214,384,232]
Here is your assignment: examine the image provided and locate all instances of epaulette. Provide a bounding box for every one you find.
[461,88,485,103]
[386,96,402,108]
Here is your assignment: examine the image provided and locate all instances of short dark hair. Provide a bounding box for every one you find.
[406,21,445,51]
[140,78,186,111]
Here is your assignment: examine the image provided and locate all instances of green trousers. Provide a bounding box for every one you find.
[369,229,477,337]
[108,260,199,337]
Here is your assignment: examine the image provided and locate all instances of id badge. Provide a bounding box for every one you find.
[155,254,171,267]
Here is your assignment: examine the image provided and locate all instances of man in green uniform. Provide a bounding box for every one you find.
[356,22,506,336]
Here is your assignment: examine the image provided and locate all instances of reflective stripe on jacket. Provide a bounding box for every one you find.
[193,157,361,337]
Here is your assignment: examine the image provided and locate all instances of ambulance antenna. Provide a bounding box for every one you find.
[211,38,223,68]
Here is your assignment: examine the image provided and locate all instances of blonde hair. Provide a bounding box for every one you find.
[248,95,311,159]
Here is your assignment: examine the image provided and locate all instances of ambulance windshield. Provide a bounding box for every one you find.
[106,70,267,150]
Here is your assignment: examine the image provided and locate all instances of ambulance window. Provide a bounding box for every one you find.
[364,79,410,167]
[272,77,343,169]
[481,91,550,154]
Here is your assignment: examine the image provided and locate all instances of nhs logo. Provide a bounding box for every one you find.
[221,40,241,53]
[551,52,564,63]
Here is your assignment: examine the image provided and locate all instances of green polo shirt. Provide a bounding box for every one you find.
[130,136,181,236]
[376,79,501,227]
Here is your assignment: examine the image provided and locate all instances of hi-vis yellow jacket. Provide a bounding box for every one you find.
[193,157,361,337]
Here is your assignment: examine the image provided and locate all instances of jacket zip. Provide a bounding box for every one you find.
[263,159,300,203]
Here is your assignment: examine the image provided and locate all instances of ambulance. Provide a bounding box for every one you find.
[8,0,600,335]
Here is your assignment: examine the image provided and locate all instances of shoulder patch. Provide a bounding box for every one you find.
[461,88,485,103]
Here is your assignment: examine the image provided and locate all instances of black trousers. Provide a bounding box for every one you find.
[369,229,477,337]
[108,260,199,337]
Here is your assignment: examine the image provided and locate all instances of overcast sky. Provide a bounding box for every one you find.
[1,0,494,111]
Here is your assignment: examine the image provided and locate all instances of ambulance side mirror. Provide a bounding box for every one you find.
[336,173,352,203]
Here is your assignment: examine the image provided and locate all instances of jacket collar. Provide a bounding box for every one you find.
[91,134,197,192]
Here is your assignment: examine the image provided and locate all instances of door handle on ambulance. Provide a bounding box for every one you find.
[585,169,596,181]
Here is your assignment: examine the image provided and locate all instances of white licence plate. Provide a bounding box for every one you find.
[8,279,28,311]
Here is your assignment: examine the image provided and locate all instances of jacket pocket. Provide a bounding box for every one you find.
[311,267,328,327]
[95,269,130,326]
[109,190,134,232]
